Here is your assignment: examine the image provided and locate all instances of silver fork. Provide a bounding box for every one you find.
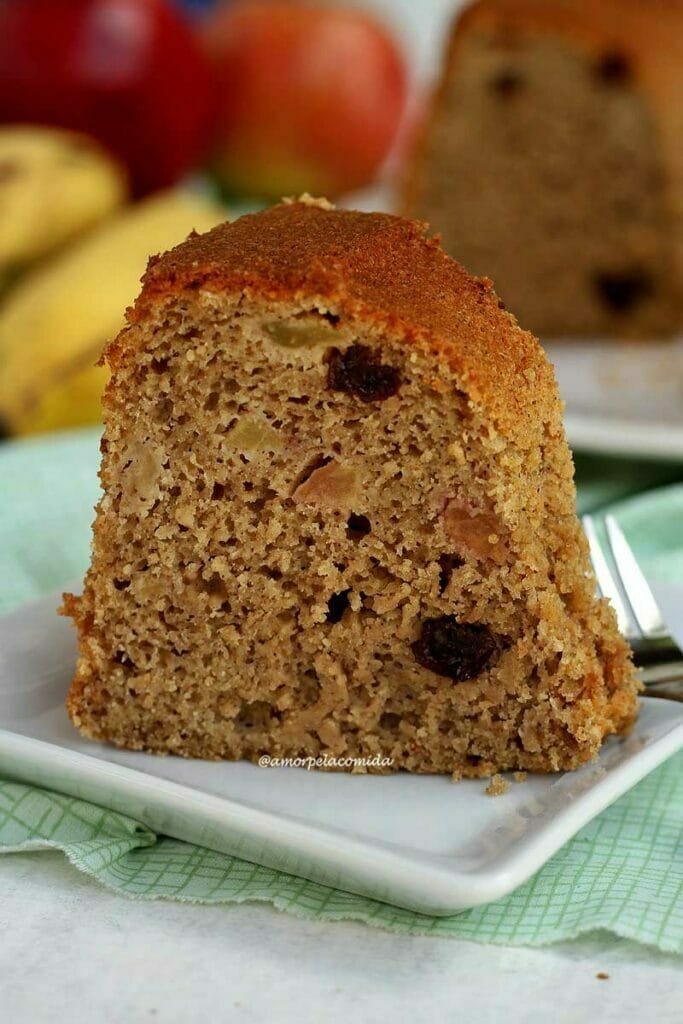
[583,513,683,701]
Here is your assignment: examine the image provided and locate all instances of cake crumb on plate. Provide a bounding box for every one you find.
[485,774,510,796]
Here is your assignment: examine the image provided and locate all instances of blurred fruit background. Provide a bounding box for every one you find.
[0,0,417,437]
[3,0,679,449]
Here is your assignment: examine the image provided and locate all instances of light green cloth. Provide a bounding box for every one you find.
[1,428,682,951]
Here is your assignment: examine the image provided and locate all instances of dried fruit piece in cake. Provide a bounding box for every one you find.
[326,344,401,402]
[411,616,501,682]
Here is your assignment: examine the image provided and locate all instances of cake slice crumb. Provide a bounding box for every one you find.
[513,771,528,784]
[283,193,335,211]
[62,199,639,773]
[485,774,510,796]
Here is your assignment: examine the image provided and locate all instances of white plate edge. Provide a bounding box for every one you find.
[564,415,683,461]
[1,700,681,916]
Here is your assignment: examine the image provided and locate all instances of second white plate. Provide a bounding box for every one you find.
[538,336,683,461]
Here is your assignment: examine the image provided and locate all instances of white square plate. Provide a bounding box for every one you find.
[1,590,682,915]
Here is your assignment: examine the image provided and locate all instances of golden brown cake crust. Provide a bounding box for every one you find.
[120,200,556,444]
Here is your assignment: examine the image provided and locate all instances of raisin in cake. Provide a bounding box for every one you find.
[404,0,683,337]
[64,197,638,775]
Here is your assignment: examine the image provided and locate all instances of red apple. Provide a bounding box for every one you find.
[0,0,214,196]
[202,0,408,198]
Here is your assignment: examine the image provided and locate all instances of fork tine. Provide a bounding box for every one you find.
[604,515,669,639]
[582,515,637,638]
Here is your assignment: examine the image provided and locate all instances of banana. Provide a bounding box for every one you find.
[0,190,228,435]
[0,125,127,290]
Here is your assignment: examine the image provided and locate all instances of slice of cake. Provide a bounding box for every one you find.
[64,197,638,775]
[404,0,683,337]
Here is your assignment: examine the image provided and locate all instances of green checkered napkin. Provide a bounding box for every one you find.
[1,429,682,951]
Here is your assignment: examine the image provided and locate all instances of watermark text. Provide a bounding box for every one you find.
[258,753,393,771]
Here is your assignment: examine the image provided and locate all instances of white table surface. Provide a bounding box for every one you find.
[2,851,681,1023]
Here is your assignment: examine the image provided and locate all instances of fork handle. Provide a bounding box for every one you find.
[641,660,683,684]
[631,639,683,666]
[642,682,683,703]
[640,661,683,702]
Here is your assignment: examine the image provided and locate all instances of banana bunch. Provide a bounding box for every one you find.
[0,125,127,291]
[0,190,227,435]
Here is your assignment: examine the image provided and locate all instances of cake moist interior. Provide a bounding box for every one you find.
[68,282,633,775]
